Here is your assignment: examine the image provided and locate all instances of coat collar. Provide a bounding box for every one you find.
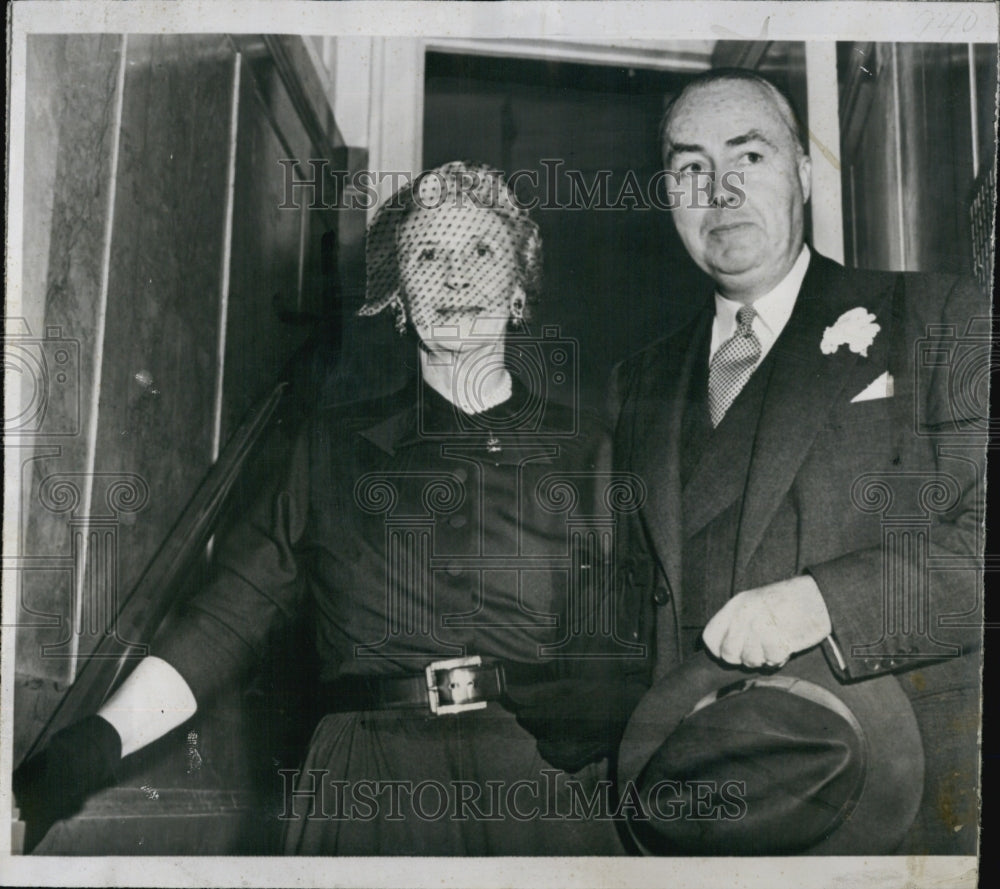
[629,306,714,598]
[358,374,562,465]
[356,380,420,456]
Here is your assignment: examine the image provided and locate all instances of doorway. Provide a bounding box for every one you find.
[423,51,710,408]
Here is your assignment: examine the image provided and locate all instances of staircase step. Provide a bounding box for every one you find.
[31,787,274,855]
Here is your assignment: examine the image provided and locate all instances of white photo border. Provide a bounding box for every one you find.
[4,2,995,887]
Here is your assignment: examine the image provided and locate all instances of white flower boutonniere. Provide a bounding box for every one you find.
[820,307,881,357]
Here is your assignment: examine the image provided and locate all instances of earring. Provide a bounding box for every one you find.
[389,291,407,336]
[510,294,525,329]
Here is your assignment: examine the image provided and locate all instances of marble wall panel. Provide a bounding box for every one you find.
[86,35,237,662]
[15,35,123,686]
[845,46,902,272]
[897,43,974,275]
[842,43,993,276]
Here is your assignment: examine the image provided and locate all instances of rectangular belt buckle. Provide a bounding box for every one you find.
[426,656,490,715]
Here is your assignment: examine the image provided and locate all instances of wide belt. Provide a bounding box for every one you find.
[320,655,559,716]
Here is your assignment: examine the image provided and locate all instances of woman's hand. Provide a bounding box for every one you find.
[14,656,197,852]
[13,715,122,853]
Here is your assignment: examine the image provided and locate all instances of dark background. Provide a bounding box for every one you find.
[424,52,709,408]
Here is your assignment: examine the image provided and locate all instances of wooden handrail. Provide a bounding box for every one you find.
[19,381,290,766]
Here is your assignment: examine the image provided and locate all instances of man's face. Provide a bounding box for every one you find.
[664,80,812,302]
[397,202,517,352]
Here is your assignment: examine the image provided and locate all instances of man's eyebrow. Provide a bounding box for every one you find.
[727,129,777,149]
[666,130,778,159]
[666,141,703,157]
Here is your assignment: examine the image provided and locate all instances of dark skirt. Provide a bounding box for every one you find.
[282,704,626,855]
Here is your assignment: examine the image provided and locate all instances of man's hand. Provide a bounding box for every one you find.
[702,575,832,668]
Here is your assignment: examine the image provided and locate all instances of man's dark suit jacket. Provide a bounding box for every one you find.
[610,251,987,853]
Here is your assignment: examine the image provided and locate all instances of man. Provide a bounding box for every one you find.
[610,69,986,854]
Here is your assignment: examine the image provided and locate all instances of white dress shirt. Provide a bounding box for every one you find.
[709,245,812,366]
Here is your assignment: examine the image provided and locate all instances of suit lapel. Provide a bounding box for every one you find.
[631,308,713,595]
[734,254,897,575]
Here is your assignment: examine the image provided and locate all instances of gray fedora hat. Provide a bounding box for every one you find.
[617,646,924,855]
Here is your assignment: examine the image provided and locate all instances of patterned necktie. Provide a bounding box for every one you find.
[708,305,762,427]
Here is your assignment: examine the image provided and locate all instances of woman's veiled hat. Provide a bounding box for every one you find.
[358,161,541,322]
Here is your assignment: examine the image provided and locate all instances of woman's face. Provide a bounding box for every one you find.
[397,202,519,351]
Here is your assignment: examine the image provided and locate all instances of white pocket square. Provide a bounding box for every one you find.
[851,371,894,403]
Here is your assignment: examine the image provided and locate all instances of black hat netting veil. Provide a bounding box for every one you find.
[358,161,542,338]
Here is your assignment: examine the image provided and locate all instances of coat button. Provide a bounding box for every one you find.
[448,515,467,528]
[453,468,468,483]
[652,586,671,606]
[447,564,463,577]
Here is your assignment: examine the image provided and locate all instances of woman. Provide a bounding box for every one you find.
[15,162,647,855]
